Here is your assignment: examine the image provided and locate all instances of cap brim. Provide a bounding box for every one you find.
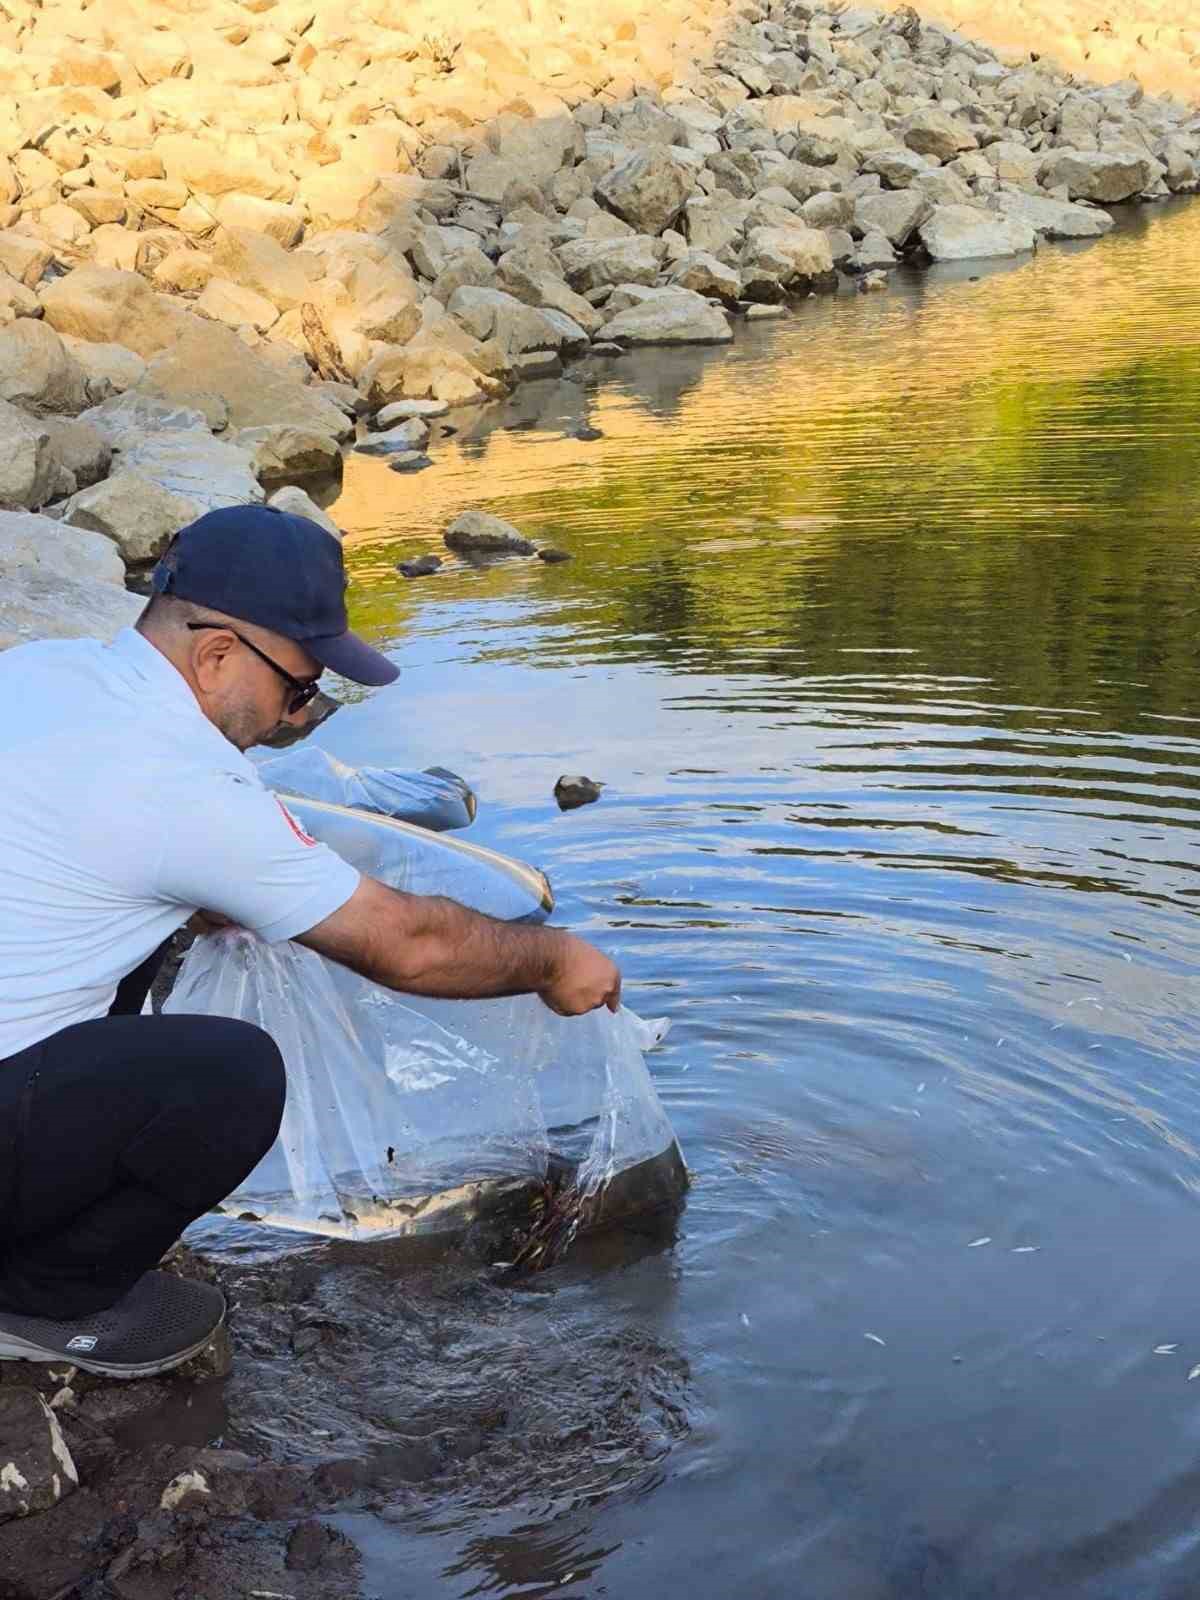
[307,630,400,687]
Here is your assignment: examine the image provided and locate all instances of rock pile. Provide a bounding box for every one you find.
[0,0,1194,648]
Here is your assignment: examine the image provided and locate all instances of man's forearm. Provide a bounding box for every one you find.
[299,879,571,1000]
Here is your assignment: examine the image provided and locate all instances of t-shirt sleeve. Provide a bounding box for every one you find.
[151,771,360,941]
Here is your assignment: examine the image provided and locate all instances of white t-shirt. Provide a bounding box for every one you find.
[0,627,360,1059]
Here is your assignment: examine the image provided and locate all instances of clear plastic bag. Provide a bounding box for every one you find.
[165,797,684,1242]
[258,748,477,832]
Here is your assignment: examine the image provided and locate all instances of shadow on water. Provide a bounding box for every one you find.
[227,198,1200,1598]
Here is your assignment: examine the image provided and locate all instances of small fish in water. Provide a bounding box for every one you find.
[555,775,604,810]
[504,1171,591,1275]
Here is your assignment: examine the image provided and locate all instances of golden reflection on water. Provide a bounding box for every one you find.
[333,199,1200,718]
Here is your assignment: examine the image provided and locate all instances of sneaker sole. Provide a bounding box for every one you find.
[0,1314,225,1379]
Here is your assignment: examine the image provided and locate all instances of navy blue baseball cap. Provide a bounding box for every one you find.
[152,504,399,687]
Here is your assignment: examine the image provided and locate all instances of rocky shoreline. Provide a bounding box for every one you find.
[0,0,1195,646]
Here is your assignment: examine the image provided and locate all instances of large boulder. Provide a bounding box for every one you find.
[853,191,932,248]
[79,392,211,453]
[557,235,663,292]
[211,226,319,313]
[982,141,1042,186]
[0,1389,79,1524]
[1038,149,1158,203]
[988,189,1115,240]
[118,430,264,516]
[596,288,732,347]
[918,204,1038,261]
[487,115,584,188]
[667,249,741,305]
[41,416,111,490]
[136,322,351,439]
[155,133,287,200]
[59,337,146,395]
[902,109,979,163]
[63,471,201,562]
[496,245,604,335]
[40,267,187,359]
[447,286,587,361]
[0,230,54,288]
[214,194,305,247]
[0,567,142,650]
[268,485,340,539]
[0,507,125,587]
[0,400,59,509]
[740,224,835,300]
[0,320,92,414]
[595,148,696,237]
[233,424,342,482]
[359,325,506,409]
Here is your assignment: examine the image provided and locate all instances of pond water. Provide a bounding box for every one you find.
[307,200,1200,1597]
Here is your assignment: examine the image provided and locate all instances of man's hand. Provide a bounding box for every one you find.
[539,934,622,1016]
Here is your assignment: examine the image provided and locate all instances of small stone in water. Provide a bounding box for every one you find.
[569,424,604,441]
[589,341,625,357]
[388,452,433,474]
[555,775,604,810]
[397,555,442,579]
[538,547,572,564]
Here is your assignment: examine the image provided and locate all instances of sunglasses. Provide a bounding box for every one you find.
[187,623,323,716]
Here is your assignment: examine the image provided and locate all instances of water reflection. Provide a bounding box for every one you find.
[323,200,1200,1598]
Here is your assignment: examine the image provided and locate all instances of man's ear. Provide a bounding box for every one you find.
[189,628,237,688]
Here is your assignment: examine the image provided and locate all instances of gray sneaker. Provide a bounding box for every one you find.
[0,1271,226,1379]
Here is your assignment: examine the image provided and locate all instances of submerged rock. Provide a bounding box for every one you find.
[537,546,573,563]
[398,554,443,578]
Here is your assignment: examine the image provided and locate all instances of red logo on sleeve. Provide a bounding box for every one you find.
[276,798,317,846]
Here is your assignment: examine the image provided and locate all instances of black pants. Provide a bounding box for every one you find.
[0,946,285,1318]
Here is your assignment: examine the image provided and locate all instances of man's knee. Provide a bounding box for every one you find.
[192,1018,286,1154]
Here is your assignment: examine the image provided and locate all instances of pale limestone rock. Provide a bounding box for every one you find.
[557,234,663,292]
[853,189,932,247]
[918,203,1038,260]
[63,470,199,562]
[444,510,534,554]
[902,108,979,162]
[0,566,142,650]
[233,424,341,480]
[0,399,58,508]
[60,338,147,396]
[740,223,835,299]
[447,285,587,360]
[41,266,187,359]
[666,248,741,304]
[137,322,351,439]
[268,484,341,539]
[1038,148,1158,202]
[153,250,215,293]
[198,277,280,332]
[0,230,53,287]
[0,507,124,587]
[595,147,696,236]
[988,188,1115,239]
[596,287,732,346]
[210,226,319,313]
[0,319,91,414]
[40,415,111,489]
[214,194,305,247]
